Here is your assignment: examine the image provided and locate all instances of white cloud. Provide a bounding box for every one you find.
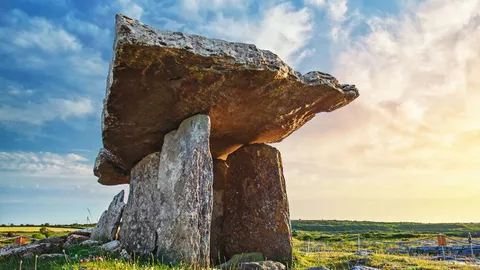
[277,0,480,221]
[0,97,94,125]
[304,0,325,7]
[4,10,82,53]
[118,0,144,19]
[203,2,314,64]
[0,151,90,178]
[326,0,348,22]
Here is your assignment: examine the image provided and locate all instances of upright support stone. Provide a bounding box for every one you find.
[210,159,228,264]
[91,190,125,242]
[119,114,213,267]
[223,144,293,266]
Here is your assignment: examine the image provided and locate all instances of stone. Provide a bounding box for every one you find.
[223,144,292,265]
[350,267,379,270]
[99,240,122,253]
[0,236,66,259]
[79,239,102,247]
[120,249,132,261]
[219,252,265,269]
[91,190,125,242]
[119,114,213,267]
[38,253,65,259]
[63,234,90,248]
[210,159,228,264]
[68,227,94,237]
[94,14,359,185]
[308,267,330,270]
[237,261,286,270]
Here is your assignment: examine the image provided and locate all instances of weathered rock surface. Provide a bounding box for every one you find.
[0,236,66,259]
[63,234,89,248]
[237,261,286,270]
[38,253,65,259]
[223,144,292,265]
[79,239,102,247]
[91,190,125,242]
[119,114,213,267]
[99,240,122,253]
[211,159,228,264]
[68,227,94,237]
[94,14,359,185]
[219,252,265,269]
[308,267,330,270]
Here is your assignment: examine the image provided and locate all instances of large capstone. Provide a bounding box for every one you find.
[94,14,359,185]
[91,190,125,242]
[119,114,213,267]
[222,144,292,265]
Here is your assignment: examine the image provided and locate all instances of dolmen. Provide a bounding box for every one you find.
[93,14,359,268]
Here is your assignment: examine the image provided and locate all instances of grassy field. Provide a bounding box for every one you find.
[2,221,480,269]
[0,227,77,233]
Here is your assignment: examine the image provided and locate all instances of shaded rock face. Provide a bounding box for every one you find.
[94,14,359,185]
[63,234,89,249]
[119,114,213,267]
[222,144,292,265]
[237,261,286,270]
[91,190,125,242]
[210,159,228,264]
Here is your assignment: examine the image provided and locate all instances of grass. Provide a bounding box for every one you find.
[2,221,480,269]
[0,227,77,233]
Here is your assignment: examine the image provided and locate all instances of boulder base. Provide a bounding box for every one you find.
[119,114,213,267]
[223,144,292,265]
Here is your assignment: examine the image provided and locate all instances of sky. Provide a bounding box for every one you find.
[0,0,479,224]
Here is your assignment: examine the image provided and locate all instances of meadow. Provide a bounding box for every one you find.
[2,220,480,269]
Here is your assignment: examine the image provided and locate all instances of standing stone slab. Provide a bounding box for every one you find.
[119,114,213,267]
[91,190,125,242]
[223,144,292,266]
[210,159,228,264]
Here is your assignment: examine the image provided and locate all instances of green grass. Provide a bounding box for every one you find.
[0,227,77,233]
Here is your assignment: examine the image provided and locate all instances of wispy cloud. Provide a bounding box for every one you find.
[0,97,94,125]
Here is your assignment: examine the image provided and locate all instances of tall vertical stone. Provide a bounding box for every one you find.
[210,159,228,264]
[91,190,125,242]
[223,144,292,266]
[119,114,213,267]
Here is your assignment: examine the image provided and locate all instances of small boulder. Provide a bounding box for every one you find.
[91,190,125,242]
[237,261,286,270]
[99,240,121,253]
[68,228,94,237]
[38,253,65,259]
[308,267,330,270]
[120,249,131,261]
[219,252,265,269]
[63,234,90,249]
[351,266,379,270]
[79,239,102,247]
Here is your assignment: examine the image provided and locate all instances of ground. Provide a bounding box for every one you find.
[1,221,480,269]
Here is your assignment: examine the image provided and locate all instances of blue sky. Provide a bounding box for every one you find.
[1,0,479,224]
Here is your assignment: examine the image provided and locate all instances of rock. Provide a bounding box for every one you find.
[120,249,131,261]
[211,159,228,264]
[237,261,286,270]
[94,14,359,185]
[308,267,330,270]
[219,252,265,269]
[119,114,213,267]
[91,190,125,242]
[63,234,89,248]
[222,144,292,265]
[99,240,121,253]
[38,253,65,259]
[68,227,94,237]
[0,236,66,259]
[79,239,102,247]
[350,267,379,270]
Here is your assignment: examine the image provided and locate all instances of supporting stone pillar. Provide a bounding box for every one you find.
[119,114,213,267]
[210,159,228,264]
[222,143,293,266]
